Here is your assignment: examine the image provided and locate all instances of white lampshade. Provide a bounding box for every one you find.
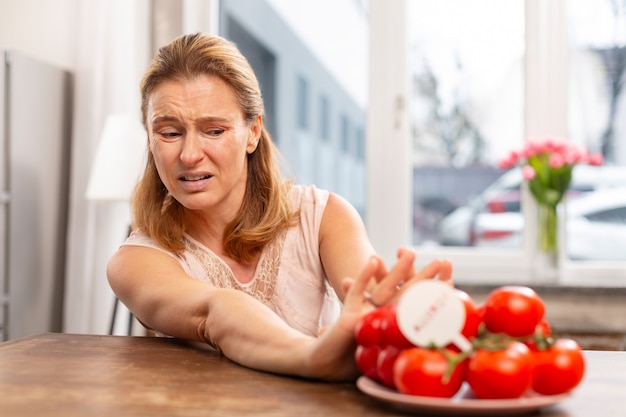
[86,113,147,201]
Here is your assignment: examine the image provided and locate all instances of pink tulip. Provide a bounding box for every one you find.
[551,139,569,154]
[588,153,604,166]
[523,141,540,158]
[522,165,536,180]
[563,148,580,165]
[499,159,512,169]
[505,139,601,191]
[543,138,557,153]
[549,153,565,169]
[499,151,520,169]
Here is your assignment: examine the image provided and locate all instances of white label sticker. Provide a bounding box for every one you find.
[396,280,471,352]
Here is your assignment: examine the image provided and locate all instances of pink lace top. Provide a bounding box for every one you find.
[122,184,341,337]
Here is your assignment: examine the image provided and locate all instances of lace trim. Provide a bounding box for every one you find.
[183,233,285,303]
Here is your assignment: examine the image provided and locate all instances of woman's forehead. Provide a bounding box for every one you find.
[147,75,242,121]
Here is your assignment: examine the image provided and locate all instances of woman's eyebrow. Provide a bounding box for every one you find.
[196,116,231,124]
[152,115,179,124]
[152,115,231,124]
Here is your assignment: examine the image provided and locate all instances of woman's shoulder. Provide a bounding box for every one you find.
[289,184,360,221]
[123,230,180,260]
[124,229,160,247]
[282,184,330,247]
[288,184,330,208]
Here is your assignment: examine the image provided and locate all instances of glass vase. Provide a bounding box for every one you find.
[537,202,558,254]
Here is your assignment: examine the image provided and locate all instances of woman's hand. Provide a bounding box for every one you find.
[304,248,453,381]
[346,247,453,310]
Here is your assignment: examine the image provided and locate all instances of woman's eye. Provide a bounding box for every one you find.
[205,128,225,137]
[158,131,181,139]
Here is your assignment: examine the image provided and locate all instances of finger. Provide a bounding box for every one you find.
[394,259,442,300]
[349,256,385,309]
[341,277,354,295]
[345,256,382,304]
[414,258,442,280]
[366,255,389,287]
[397,247,417,277]
[395,258,456,298]
[370,248,416,304]
[438,259,453,286]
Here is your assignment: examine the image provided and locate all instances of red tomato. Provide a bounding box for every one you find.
[394,347,467,398]
[355,307,388,347]
[456,289,482,340]
[445,290,482,353]
[532,338,585,395]
[355,344,381,381]
[467,341,533,399]
[536,318,552,336]
[483,286,545,337]
[525,319,552,351]
[376,345,401,389]
[380,304,414,349]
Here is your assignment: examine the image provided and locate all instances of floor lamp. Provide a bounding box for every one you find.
[85,113,146,335]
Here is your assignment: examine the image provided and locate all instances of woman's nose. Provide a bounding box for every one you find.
[180,132,204,166]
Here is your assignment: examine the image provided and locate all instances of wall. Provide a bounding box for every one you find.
[0,0,152,336]
[0,0,77,70]
[0,0,78,338]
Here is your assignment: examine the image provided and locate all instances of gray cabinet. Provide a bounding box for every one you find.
[0,50,72,340]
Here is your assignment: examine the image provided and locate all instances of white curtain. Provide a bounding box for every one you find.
[63,0,151,334]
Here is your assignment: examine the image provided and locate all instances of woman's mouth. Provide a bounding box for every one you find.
[181,174,212,181]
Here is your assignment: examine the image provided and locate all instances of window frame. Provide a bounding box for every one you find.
[367,0,626,286]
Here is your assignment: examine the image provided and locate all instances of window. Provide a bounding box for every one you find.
[356,126,365,161]
[320,95,330,141]
[222,0,626,285]
[369,0,626,285]
[340,114,350,153]
[565,0,626,264]
[296,75,309,130]
[408,0,525,248]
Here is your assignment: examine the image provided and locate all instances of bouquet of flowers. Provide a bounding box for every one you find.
[499,138,603,254]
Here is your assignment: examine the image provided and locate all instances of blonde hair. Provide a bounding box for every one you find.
[133,33,296,262]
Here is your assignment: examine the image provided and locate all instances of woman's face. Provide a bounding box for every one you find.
[146,75,261,216]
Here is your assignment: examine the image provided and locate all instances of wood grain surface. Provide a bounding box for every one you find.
[1,333,625,416]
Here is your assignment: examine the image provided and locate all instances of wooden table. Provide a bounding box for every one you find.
[0,333,624,416]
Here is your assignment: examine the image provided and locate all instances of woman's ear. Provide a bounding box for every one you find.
[246,114,263,154]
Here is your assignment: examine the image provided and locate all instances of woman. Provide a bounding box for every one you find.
[107,33,452,381]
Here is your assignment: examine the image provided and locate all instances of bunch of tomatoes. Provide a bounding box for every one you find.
[354,285,585,399]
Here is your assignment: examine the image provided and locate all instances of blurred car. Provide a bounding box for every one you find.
[471,211,523,248]
[435,205,476,246]
[566,188,626,261]
[437,168,521,246]
[437,165,626,253]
